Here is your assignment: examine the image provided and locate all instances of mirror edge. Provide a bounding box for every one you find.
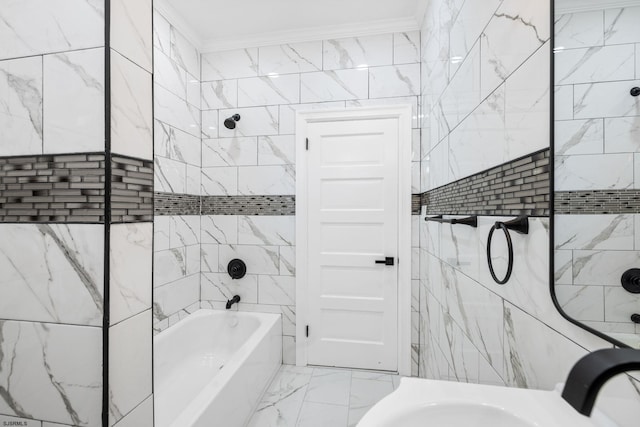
[547,0,631,349]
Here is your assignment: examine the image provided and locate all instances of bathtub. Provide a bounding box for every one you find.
[154,309,282,427]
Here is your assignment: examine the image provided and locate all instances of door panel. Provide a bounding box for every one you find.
[306,117,399,371]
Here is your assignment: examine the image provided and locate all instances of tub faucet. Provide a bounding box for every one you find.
[226,295,241,309]
[562,348,640,416]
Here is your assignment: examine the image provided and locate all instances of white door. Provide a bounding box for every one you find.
[305,117,400,371]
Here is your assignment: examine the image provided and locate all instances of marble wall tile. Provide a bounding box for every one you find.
[201,273,258,304]
[573,250,640,286]
[555,285,605,322]
[153,10,171,54]
[555,44,635,85]
[153,247,187,287]
[0,0,104,60]
[238,216,295,246]
[503,303,587,389]
[604,287,640,323]
[154,216,170,251]
[201,109,219,139]
[154,48,189,100]
[202,48,259,81]
[153,274,199,320]
[555,118,603,155]
[201,215,238,244]
[605,117,640,153]
[555,10,603,49]
[574,80,640,119]
[111,51,153,160]
[201,166,238,196]
[0,320,102,426]
[323,34,393,70]
[555,250,573,285]
[169,27,200,78]
[218,245,280,275]
[110,223,153,325]
[258,41,323,75]
[258,135,295,165]
[154,156,186,194]
[300,69,369,103]
[111,395,153,427]
[238,165,295,195]
[369,64,420,98]
[555,214,634,251]
[393,31,420,65]
[202,137,258,167]
[201,79,238,110]
[480,0,549,99]
[200,243,219,273]
[42,48,104,154]
[258,275,295,305]
[279,246,296,276]
[0,224,103,326]
[218,106,279,137]
[154,120,201,166]
[554,85,574,120]
[155,84,201,137]
[111,0,152,72]
[555,153,633,191]
[169,215,200,248]
[0,56,43,155]
[604,7,640,45]
[238,74,300,107]
[109,310,152,426]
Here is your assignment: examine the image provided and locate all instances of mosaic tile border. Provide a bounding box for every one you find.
[421,149,550,216]
[0,153,153,223]
[555,190,640,214]
[154,193,297,216]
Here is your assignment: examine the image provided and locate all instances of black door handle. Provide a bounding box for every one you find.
[375,257,394,266]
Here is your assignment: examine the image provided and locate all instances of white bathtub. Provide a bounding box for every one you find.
[154,309,282,427]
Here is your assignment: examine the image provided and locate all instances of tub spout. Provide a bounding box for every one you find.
[226,295,241,309]
[562,348,640,416]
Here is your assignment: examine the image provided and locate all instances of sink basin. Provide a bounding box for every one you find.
[358,378,618,427]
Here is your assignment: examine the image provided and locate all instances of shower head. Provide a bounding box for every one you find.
[224,114,241,130]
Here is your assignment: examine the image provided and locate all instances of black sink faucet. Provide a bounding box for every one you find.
[562,348,640,416]
[226,295,241,309]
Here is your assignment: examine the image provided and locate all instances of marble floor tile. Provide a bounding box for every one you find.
[304,368,352,406]
[297,402,349,427]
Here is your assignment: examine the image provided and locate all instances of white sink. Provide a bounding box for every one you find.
[358,378,619,427]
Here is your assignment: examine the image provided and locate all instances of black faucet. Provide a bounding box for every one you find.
[562,348,640,416]
[226,295,241,309]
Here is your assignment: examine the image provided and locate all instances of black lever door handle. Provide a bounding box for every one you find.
[375,257,394,266]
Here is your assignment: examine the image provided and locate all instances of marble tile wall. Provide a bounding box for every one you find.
[198,32,422,364]
[152,8,202,337]
[553,5,640,339]
[0,2,107,426]
[418,2,640,427]
[109,1,154,426]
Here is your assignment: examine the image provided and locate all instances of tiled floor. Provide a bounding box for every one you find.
[247,365,402,427]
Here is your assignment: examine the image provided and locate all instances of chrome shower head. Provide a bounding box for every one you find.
[224,114,241,130]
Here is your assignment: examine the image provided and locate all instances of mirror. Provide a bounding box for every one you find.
[552,0,640,348]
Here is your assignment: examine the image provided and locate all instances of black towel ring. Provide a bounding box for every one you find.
[486,216,529,285]
[487,222,513,284]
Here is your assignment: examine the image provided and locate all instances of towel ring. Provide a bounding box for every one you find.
[487,222,514,285]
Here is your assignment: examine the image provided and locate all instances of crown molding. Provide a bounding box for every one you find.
[556,0,640,14]
[154,0,204,52]
[415,0,430,27]
[201,16,420,53]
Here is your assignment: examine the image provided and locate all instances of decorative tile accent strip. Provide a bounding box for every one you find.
[0,153,153,223]
[111,155,154,222]
[202,195,296,216]
[422,149,550,216]
[411,194,421,215]
[555,190,640,214]
[154,193,200,216]
[0,153,106,222]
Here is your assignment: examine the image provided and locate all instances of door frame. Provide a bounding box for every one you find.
[295,105,413,376]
